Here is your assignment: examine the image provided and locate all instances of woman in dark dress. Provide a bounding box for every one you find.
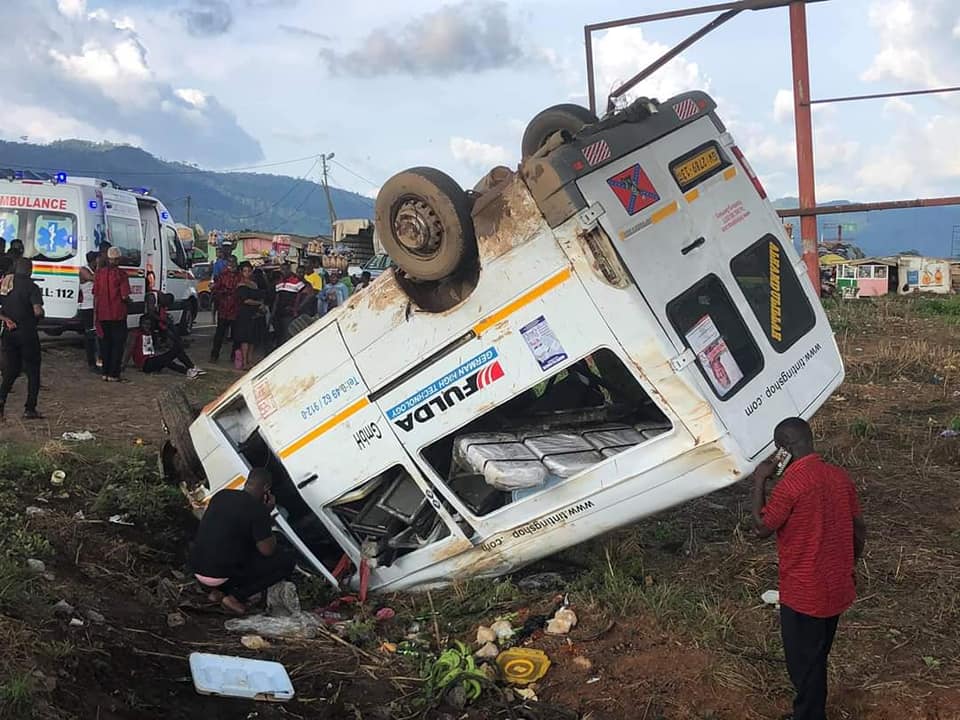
[235,262,264,370]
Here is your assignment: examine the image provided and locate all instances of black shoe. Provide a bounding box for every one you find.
[0,404,4,421]
[23,409,43,420]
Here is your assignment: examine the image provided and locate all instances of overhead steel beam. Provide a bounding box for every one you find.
[807,85,960,105]
[777,196,960,218]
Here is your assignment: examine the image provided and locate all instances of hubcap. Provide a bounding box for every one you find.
[393,199,443,258]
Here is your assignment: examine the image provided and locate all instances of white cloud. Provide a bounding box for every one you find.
[3,1,262,166]
[883,97,916,116]
[773,89,793,124]
[450,137,511,169]
[954,18,960,38]
[175,88,209,109]
[0,105,142,147]
[592,27,708,107]
[57,0,86,19]
[862,0,956,87]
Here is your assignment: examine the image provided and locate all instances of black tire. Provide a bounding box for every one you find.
[198,291,211,312]
[178,301,196,336]
[157,386,203,478]
[289,313,317,337]
[375,167,476,282]
[521,104,598,159]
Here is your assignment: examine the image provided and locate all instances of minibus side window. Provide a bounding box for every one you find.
[730,235,816,353]
[666,274,762,399]
[420,348,673,517]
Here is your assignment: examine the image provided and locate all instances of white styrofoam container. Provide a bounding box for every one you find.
[189,652,295,702]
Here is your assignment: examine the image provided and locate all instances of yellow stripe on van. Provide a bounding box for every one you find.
[684,189,700,204]
[473,268,572,336]
[723,167,737,181]
[280,397,370,459]
[199,473,247,505]
[651,201,679,224]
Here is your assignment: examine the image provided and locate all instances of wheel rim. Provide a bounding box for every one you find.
[392,197,443,260]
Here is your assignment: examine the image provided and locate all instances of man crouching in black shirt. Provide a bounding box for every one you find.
[190,468,296,615]
[0,258,44,420]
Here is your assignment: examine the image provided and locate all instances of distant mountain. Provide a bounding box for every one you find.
[773,197,960,259]
[0,140,373,237]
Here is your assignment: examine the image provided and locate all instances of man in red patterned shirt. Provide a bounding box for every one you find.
[210,255,240,363]
[752,417,867,720]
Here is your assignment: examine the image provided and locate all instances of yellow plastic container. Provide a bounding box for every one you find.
[496,648,551,685]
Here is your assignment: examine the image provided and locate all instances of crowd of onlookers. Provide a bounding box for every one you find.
[0,238,372,420]
[207,245,372,370]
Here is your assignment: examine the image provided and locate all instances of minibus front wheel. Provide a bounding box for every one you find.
[376,167,477,282]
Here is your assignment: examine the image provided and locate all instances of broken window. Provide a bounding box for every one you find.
[327,466,450,566]
[421,349,672,517]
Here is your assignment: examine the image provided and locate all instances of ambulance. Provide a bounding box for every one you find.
[168,90,843,593]
[0,173,198,334]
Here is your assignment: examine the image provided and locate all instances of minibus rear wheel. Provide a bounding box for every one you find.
[521,103,598,159]
[376,167,477,282]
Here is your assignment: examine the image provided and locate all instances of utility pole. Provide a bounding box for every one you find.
[321,153,337,231]
[185,195,192,226]
[789,1,819,295]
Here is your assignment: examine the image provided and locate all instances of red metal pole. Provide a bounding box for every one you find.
[789,1,819,295]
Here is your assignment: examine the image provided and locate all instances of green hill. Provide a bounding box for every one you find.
[0,140,374,236]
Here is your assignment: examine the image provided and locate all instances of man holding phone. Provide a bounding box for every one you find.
[190,468,296,615]
[751,417,867,720]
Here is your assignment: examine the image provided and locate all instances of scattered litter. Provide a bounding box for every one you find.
[490,619,514,641]
[497,648,551,685]
[50,470,67,487]
[85,609,106,625]
[476,625,496,645]
[426,642,485,703]
[761,590,780,607]
[53,600,75,616]
[225,613,321,639]
[515,687,538,702]
[379,641,397,654]
[475,642,499,659]
[108,514,134,526]
[545,606,578,635]
[517,572,565,591]
[167,612,187,628]
[586,677,601,685]
[939,429,960,438]
[374,607,396,621]
[134,438,145,446]
[61,431,95,442]
[240,635,271,650]
[26,559,46,574]
[189,652,294,702]
[68,618,85,628]
[73,511,86,521]
[26,506,48,517]
[266,582,301,617]
[516,614,549,642]
[572,656,593,672]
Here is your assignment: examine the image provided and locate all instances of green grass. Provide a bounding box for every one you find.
[0,671,34,719]
[850,417,876,439]
[0,555,35,613]
[916,295,960,319]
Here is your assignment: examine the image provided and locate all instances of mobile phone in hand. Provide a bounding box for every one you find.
[774,448,793,476]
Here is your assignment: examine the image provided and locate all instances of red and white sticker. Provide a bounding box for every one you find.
[582,139,611,166]
[673,98,701,121]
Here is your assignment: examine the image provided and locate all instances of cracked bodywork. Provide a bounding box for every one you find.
[184,90,844,593]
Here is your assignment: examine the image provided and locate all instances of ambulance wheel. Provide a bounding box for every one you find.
[289,313,317,337]
[521,103,598,158]
[376,167,476,282]
[178,302,197,336]
[157,386,203,480]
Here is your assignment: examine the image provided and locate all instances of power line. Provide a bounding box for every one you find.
[330,159,380,188]
[231,157,321,221]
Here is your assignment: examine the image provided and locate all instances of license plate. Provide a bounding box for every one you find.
[672,147,723,188]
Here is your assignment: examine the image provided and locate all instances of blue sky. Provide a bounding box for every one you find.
[4,0,959,204]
